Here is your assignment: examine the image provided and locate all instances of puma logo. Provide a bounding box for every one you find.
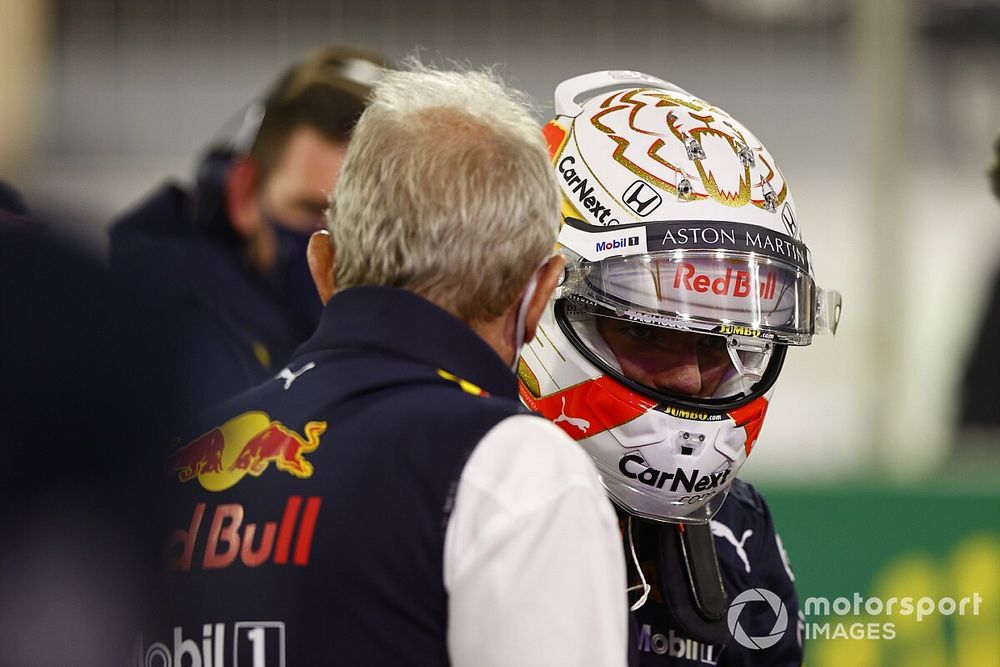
[276,362,316,390]
[553,396,590,434]
[711,519,753,573]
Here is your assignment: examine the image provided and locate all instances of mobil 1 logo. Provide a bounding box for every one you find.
[134,621,286,667]
[623,180,662,217]
[234,622,285,667]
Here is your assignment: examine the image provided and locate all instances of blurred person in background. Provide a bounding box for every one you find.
[0,179,31,227]
[519,71,842,666]
[960,135,1000,431]
[149,64,628,666]
[110,45,389,406]
[0,182,179,667]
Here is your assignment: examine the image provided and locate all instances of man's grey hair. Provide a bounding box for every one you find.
[325,63,560,321]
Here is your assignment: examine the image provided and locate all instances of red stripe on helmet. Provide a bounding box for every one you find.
[521,375,657,441]
[542,121,568,161]
[728,396,769,455]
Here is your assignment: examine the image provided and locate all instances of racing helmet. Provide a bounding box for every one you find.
[519,71,841,524]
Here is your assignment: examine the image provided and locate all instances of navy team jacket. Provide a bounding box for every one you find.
[628,480,803,667]
[110,184,307,407]
[149,286,526,666]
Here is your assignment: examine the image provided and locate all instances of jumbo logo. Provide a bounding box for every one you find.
[168,412,326,491]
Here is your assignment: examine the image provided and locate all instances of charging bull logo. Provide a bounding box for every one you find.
[168,412,326,491]
[585,88,787,212]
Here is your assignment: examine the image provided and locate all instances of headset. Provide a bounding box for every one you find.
[191,103,264,240]
[191,53,385,240]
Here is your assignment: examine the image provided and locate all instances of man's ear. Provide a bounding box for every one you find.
[307,230,337,305]
[224,159,262,239]
[523,254,565,344]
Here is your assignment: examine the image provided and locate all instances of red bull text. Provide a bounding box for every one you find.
[673,263,777,300]
[168,496,322,571]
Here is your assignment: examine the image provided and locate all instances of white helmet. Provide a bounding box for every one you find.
[519,71,841,524]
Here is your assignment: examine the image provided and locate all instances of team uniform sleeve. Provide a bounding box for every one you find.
[748,489,804,667]
[444,414,629,667]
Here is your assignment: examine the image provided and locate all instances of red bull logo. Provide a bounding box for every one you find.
[167,496,321,571]
[168,412,326,491]
[673,262,777,300]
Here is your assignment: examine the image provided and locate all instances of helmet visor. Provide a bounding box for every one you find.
[563,249,819,345]
[560,304,778,404]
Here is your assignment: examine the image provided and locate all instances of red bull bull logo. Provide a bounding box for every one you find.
[168,412,326,491]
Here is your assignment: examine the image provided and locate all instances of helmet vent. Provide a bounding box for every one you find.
[677,177,695,201]
[735,139,756,168]
[760,177,778,212]
[684,134,707,161]
[680,431,706,455]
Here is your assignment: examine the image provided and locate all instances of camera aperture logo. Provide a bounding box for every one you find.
[728,588,985,648]
[727,588,789,650]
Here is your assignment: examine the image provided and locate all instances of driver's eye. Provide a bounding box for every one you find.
[698,335,727,351]
[626,325,653,341]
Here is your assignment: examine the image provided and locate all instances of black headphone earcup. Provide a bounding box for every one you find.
[192,147,239,240]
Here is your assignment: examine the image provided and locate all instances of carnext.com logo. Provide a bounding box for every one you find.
[595,235,641,253]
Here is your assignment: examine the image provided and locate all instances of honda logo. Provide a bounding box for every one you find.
[781,203,797,238]
[623,180,662,217]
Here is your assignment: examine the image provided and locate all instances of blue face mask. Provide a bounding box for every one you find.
[264,219,323,339]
